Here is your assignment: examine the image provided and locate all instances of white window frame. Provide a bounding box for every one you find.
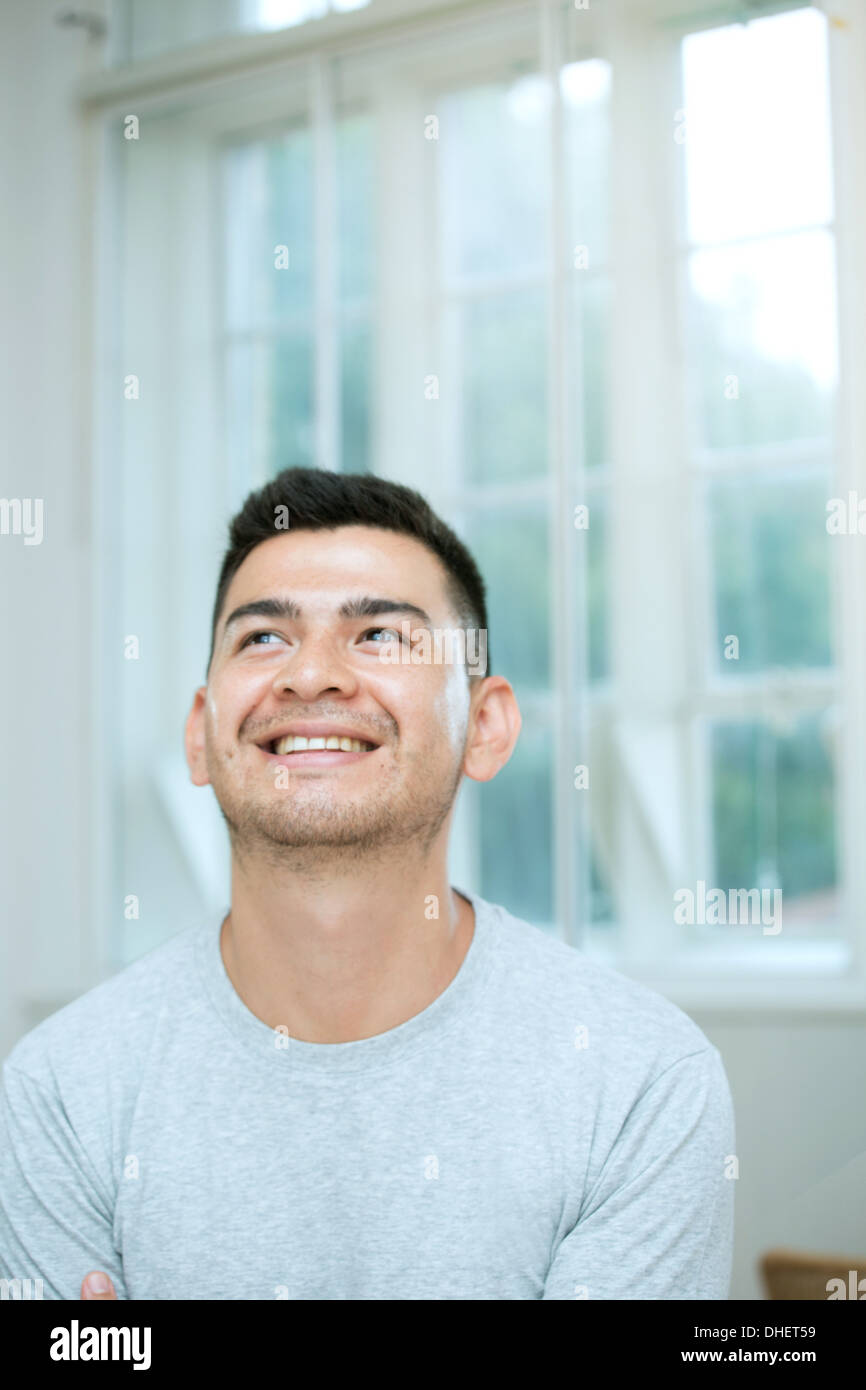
[85,0,866,1011]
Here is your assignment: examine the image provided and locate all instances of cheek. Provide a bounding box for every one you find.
[367,666,467,758]
[206,693,219,740]
[205,672,262,752]
[432,668,471,753]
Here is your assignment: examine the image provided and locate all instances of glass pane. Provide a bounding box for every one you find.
[687,231,837,450]
[460,288,547,485]
[340,312,372,474]
[585,490,608,683]
[256,0,372,29]
[711,714,838,935]
[225,127,313,332]
[116,0,242,64]
[588,847,615,926]
[466,508,550,689]
[681,7,833,244]
[438,77,549,281]
[571,274,610,469]
[336,111,375,472]
[113,0,373,65]
[707,472,832,675]
[226,334,315,486]
[561,57,611,269]
[336,111,376,302]
[480,716,553,927]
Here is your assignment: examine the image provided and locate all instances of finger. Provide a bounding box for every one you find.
[81,1271,118,1300]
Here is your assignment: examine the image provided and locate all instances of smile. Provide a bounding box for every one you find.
[271,734,377,755]
[256,730,383,770]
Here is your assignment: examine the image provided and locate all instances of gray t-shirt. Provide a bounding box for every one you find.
[0,889,735,1299]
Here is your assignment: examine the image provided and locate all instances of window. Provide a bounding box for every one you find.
[95,0,866,1007]
[109,0,374,66]
[677,7,840,947]
[224,107,376,488]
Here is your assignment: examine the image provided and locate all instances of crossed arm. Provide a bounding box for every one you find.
[4,1047,735,1300]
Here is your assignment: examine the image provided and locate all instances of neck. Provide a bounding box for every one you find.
[220,829,474,1044]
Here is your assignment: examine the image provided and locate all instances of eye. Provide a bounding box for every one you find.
[360,626,404,644]
[240,630,286,648]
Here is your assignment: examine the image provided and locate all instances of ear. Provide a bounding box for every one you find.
[185,687,211,787]
[462,676,521,783]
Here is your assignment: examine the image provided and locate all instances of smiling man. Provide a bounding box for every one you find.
[0,468,735,1300]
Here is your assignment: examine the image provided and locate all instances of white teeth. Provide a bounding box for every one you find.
[273,734,372,755]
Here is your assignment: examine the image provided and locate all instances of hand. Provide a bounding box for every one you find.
[81,1270,118,1300]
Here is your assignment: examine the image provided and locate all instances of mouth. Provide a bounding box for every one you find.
[256,731,382,769]
[269,734,378,756]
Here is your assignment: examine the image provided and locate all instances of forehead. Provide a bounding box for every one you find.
[220,525,455,617]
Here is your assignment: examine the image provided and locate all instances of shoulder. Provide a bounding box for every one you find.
[2,921,210,1100]
[477,894,722,1086]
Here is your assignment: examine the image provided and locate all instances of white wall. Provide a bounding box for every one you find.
[0,0,110,1054]
[1,0,864,1304]
[701,1016,866,1298]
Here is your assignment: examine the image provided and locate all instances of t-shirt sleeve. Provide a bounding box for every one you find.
[0,1061,128,1300]
[542,1045,735,1300]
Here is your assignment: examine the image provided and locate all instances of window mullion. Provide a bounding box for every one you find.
[827,8,866,989]
[539,0,582,950]
[604,4,692,970]
[311,54,339,472]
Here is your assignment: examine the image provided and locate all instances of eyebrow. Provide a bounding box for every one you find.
[221,595,434,638]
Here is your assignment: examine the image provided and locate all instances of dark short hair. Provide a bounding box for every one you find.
[208,467,490,676]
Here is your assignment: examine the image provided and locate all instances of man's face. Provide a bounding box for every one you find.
[185,525,480,860]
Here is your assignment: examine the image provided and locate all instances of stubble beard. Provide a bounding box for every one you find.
[207,744,465,872]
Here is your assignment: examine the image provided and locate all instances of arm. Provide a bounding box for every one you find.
[0,1062,129,1300]
[543,1046,736,1300]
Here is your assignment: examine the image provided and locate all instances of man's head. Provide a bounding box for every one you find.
[185,467,521,864]
[207,468,490,677]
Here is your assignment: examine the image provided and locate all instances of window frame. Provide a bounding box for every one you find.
[87,0,866,1011]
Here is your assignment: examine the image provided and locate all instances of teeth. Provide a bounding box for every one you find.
[273,734,372,755]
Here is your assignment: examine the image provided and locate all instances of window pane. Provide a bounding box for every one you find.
[707,472,832,675]
[561,57,611,269]
[340,311,372,474]
[226,334,315,485]
[336,110,375,472]
[460,288,547,485]
[225,127,313,332]
[466,508,550,689]
[687,232,837,450]
[480,716,553,927]
[336,111,375,301]
[681,7,833,244]
[256,1,369,32]
[112,0,373,65]
[571,274,610,469]
[589,849,615,926]
[585,490,608,683]
[711,714,838,935]
[438,78,549,281]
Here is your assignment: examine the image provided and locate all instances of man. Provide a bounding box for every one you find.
[0,467,735,1300]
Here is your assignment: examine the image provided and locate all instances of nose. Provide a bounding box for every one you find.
[270,630,360,704]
